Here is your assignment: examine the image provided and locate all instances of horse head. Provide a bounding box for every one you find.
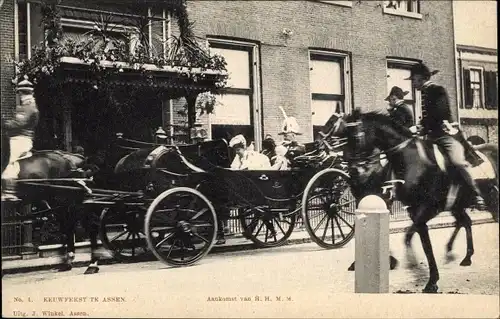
[343,109,413,159]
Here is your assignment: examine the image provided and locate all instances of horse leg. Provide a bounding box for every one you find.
[444,223,461,264]
[416,223,440,293]
[59,207,76,272]
[84,209,100,275]
[458,210,474,266]
[404,223,419,269]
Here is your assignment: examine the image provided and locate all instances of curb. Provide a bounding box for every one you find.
[2,217,495,275]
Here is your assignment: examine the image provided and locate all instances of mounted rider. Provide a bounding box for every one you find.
[385,86,415,129]
[406,62,486,210]
[2,77,39,200]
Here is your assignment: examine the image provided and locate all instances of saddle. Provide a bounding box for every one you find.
[415,138,495,180]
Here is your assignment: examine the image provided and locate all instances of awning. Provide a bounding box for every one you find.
[57,56,228,99]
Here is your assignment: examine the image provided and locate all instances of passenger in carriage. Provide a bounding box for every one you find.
[229,135,271,170]
[261,134,276,162]
[275,107,306,169]
[1,77,39,200]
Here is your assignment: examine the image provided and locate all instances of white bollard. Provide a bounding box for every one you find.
[355,195,390,293]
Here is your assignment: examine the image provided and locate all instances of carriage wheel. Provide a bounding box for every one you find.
[144,187,217,267]
[99,207,149,261]
[238,205,296,248]
[302,168,356,249]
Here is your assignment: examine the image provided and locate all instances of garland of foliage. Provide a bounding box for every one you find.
[16,0,228,119]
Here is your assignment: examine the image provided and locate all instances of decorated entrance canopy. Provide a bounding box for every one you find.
[14,0,228,142]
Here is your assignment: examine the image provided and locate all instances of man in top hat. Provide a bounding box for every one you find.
[2,77,39,200]
[385,86,414,129]
[406,62,486,209]
[229,134,271,170]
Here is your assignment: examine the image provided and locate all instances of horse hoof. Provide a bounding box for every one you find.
[58,264,72,272]
[347,262,355,271]
[84,266,99,275]
[422,284,439,293]
[390,256,399,270]
[445,252,457,264]
[460,259,472,266]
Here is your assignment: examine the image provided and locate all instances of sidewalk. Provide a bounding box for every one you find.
[2,211,495,275]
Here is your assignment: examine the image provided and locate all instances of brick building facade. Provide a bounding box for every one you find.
[453,1,498,144]
[1,0,459,151]
[173,0,459,148]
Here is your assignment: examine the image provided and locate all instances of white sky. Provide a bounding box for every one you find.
[453,0,497,49]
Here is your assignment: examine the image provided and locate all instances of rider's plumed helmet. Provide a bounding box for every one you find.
[278,106,302,135]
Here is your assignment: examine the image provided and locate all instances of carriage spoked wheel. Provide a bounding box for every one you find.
[144,187,218,267]
[302,168,356,249]
[99,207,149,262]
[239,204,296,248]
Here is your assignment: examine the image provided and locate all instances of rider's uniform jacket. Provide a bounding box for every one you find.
[388,101,414,128]
[4,97,39,139]
[420,81,452,138]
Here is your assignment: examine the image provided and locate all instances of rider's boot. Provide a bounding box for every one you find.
[457,166,487,210]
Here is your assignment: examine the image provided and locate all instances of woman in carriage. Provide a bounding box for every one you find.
[229,134,271,170]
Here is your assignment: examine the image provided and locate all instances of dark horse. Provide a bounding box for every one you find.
[1,132,101,274]
[338,109,498,293]
[318,112,399,270]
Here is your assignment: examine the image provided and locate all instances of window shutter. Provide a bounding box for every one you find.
[463,68,473,109]
[484,71,498,109]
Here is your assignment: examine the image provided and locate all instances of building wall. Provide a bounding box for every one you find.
[453,1,498,145]
[181,0,458,143]
[0,0,16,119]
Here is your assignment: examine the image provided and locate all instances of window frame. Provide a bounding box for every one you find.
[206,38,262,150]
[383,0,422,20]
[468,66,485,109]
[58,17,141,54]
[15,0,31,61]
[386,58,421,122]
[309,50,352,139]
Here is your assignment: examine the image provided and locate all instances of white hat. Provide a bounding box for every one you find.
[16,76,34,93]
[229,134,247,148]
[278,106,302,135]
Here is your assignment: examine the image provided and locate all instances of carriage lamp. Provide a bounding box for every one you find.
[155,127,167,144]
[116,132,123,139]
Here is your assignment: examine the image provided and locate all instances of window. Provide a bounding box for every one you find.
[309,52,350,138]
[386,59,419,123]
[383,0,422,19]
[60,18,140,55]
[208,41,259,146]
[17,1,29,60]
[463,68,498,109]
[484,71,498,109]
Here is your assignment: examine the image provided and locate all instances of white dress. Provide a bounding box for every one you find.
[231,151,271,170]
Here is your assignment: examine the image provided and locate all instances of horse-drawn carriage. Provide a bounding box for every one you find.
[2,125,356,269]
